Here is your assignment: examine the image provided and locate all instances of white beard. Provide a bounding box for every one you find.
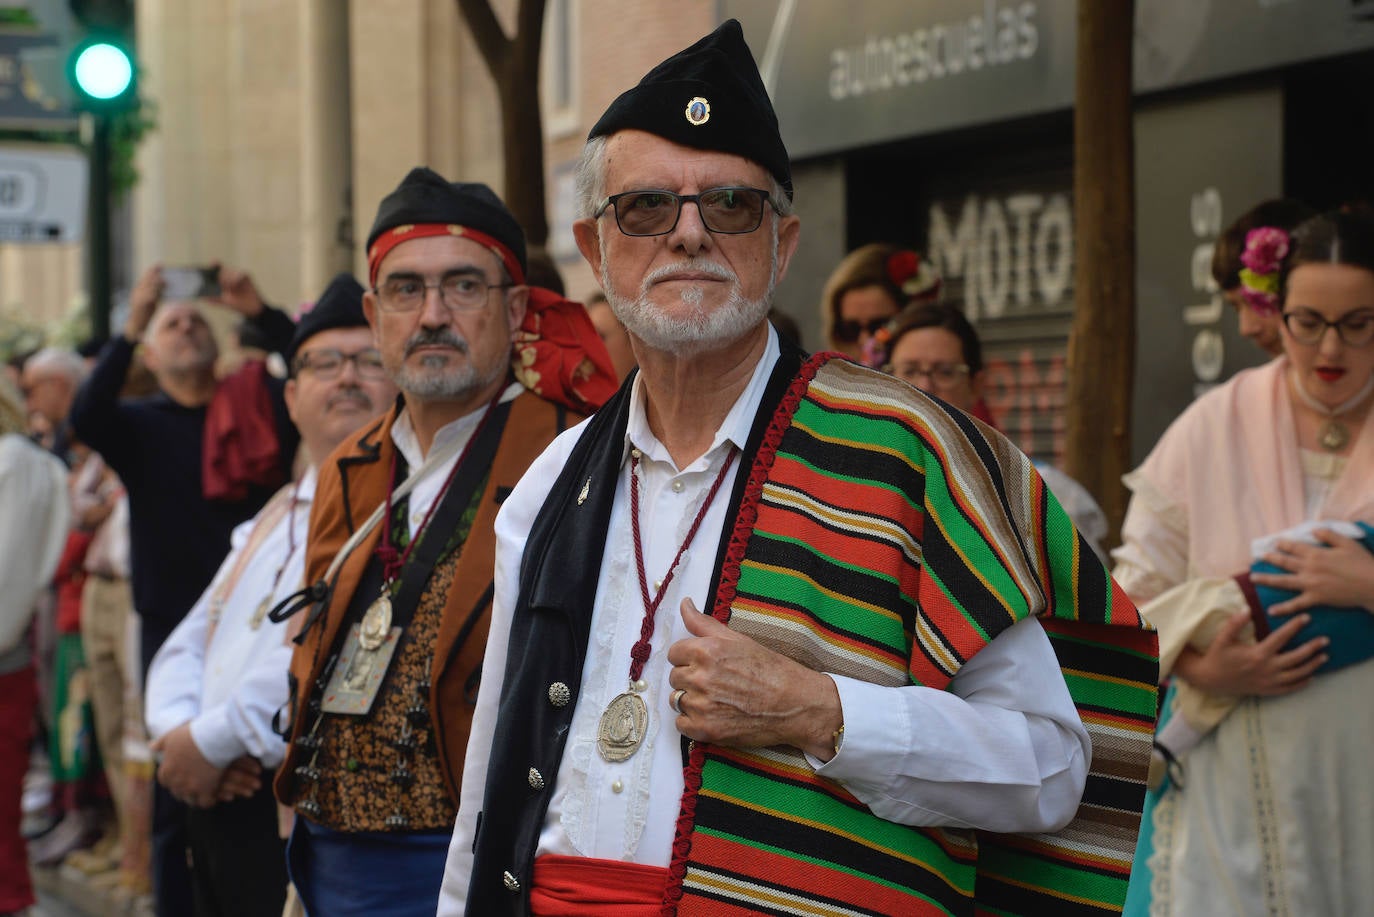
[600,227,778,357]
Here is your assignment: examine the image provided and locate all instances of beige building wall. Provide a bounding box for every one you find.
[0,241,85,333]
[546,0,718,301]
[8,2,735,343]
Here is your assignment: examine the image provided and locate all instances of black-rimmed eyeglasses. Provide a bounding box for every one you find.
[1281,308,1374,347]
[594,187,777,237]
[293,348,387,380]
[373,273,515,313]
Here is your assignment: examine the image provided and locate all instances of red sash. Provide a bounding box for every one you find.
[530,854,666,916]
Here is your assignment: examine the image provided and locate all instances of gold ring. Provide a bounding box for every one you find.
[670,688,687,715]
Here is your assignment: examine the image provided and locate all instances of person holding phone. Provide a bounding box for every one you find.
[68,261,298,917]
[144,275,397,917]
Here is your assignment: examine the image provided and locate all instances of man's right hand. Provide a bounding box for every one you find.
[124,264,165,342]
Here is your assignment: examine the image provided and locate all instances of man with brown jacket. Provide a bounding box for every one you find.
[274,169,615,916]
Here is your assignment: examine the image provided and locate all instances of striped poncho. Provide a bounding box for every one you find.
[467,349,1158,916]
[666,356,1158,915]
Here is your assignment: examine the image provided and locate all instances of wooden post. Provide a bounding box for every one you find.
[1065,1,1136,548]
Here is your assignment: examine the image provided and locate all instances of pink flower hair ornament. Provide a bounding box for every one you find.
[1236,226,1290,316]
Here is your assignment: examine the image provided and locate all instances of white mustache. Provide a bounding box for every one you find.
[643,259,737,289]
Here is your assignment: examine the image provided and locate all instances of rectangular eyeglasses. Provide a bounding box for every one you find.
[594,187,776,237]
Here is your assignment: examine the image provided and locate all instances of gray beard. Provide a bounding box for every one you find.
[600,229,778,357]
[389,331,507,400]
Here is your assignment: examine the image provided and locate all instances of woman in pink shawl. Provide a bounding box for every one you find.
[1115,209,1374,915]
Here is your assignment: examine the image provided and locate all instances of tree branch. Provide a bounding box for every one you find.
[456,0,510,73]
[515,0,547,69]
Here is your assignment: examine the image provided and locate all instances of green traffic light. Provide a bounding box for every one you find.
[73,42,134,100]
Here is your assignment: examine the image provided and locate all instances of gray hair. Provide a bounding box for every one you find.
[573,135,795,221]
[25,347,88,385]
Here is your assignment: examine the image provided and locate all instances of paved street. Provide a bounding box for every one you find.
[32,890,92,917]
[28,864,152,917]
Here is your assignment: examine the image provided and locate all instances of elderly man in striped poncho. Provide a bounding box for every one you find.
[442,19,1157,917]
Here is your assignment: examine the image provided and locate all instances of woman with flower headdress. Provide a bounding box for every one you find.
[1116,209,1374,915]
[818,242,942,363]
[1212,198,1315,356]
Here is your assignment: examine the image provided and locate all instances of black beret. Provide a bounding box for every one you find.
[588,19,791,199]
[286,272,368,366]
[364,167,527,278]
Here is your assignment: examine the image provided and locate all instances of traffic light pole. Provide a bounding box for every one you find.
[87,113,112,343]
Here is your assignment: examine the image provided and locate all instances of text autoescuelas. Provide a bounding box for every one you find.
[829,1,1039,101]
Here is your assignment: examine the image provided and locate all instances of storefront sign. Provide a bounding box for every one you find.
[725,0,1374,159]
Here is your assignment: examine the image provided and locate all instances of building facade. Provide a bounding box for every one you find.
[5,0,1373,466]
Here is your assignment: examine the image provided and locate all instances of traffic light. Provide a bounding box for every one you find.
[67,37,135,110]
[65,0,136,112]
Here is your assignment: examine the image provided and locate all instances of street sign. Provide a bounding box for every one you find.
[0,30,77,128]
[0,144,87,242]
[0,0,89,129]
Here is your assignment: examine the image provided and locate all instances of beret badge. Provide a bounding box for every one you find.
[684,96,711,126]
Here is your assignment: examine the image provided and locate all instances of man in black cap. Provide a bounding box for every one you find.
[273,170,614,916]
[143,273,395,916]
[443,20,1157,916]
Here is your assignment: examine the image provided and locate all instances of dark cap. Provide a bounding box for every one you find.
[588,19,791,199]
[286,273,368,366]
[364,167,527,282]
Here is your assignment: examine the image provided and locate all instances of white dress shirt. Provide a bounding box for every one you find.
[0,434,69,659]
[388,382,525,537]
[144,383,527,770]
[145,469,316,769]
[438,329,1090,912]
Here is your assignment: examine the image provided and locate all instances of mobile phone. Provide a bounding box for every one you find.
[161,265,220,300]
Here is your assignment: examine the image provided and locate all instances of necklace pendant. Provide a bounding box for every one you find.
[360,590,393,650]
[250,596,272,630]
[1320,419,1350,452]
[596,688,648,762]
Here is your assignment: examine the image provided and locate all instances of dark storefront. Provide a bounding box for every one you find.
[727,0,1374,465]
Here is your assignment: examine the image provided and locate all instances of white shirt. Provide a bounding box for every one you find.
[145,469,316,768]
[439,329,1089,911]
[142,383,526,768]
[0,434,69,657]
[389,382,525,537]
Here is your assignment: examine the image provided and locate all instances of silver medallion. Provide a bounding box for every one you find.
[320,622,402,715]
[596,691,648,762]
[360,591,393,650]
